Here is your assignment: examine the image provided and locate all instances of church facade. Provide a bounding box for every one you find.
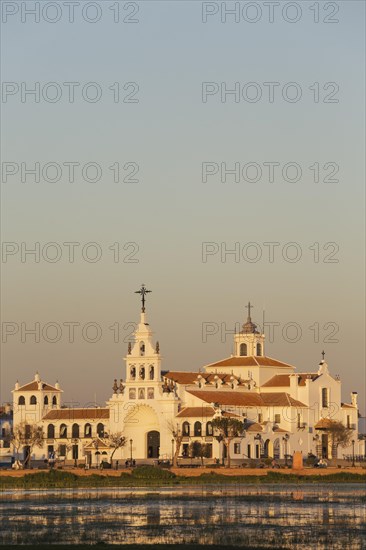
[11,289,362,466]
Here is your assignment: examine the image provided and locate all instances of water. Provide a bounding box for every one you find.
[0,484,365,548]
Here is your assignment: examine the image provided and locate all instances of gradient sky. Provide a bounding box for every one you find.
[1,1,365,413]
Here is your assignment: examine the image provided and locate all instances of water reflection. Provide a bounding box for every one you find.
[0,484,364,548]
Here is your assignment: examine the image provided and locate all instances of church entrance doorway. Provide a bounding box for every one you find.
[147,431,160,458]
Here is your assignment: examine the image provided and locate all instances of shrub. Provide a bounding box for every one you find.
[131,465,176,480]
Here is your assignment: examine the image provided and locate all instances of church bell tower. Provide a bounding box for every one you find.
[234,302,265,357]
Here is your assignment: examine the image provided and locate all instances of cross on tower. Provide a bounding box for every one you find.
[135,284,151,313]
[321,350,325,360]
[246,301,253,319]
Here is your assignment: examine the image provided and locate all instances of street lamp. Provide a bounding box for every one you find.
[352,439,355,467]
[282,434,290,467]
[130,438,133,463]
[171,438,174,464]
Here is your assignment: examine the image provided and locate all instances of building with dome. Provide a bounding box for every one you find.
[10,287,363,467]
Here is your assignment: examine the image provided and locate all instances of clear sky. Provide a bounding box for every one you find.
[1,1,365,413]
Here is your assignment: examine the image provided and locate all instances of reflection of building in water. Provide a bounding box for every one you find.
[10,288,363,466]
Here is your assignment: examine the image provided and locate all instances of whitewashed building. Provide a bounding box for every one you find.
[10,289,363,466]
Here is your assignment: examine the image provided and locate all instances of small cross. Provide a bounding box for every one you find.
[135,284,151,313]
[321,350,325,360]
[245,301,253,319]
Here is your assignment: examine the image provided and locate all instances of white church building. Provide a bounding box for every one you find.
[11,287,362,467]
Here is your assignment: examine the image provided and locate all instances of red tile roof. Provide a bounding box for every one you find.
[42,408,109,421]
[187,390,263,407]
[164,372,242,385]
[204,356,295,370]
[262,373,319,387]
[245,422,263,432]
[187,390,306,408]
[176,407,215,418]
[16,381,60,392]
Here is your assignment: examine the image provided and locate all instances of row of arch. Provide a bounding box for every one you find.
[239,343,262,356]
[182,421,213,437]
[47,423,105,439]
[18,395,57,406]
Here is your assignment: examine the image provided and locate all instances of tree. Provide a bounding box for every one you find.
[212,416,244,468]
[167,421,184,467]
[108,432,126,464]
[189,440,211,466]
[326,420,353,457]
[11,422,44,468]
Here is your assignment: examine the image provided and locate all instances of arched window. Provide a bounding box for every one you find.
[18,396,25,405]
[194,421,202,437]
[44,396,49,405]
[60,424,67,438]
[30,395,37,405]
[47,424,55,439]
[240,343,247,356]
[72,423,80,438]
[149,366,154,380]
[140,342,145,356]
[52,396,57,406]
[97,423,104,437]
[84,423,92,437]
[206,421,213,436]
[256,343,262,356]
[129,388,136,400]
[182,422,190,436]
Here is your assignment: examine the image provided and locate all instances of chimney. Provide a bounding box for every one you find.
[15,381,19,390]
[35,371,40,382]
[55,381,60,390]
[351,392,358,407]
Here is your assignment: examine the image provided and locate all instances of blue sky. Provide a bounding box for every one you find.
[1,1,365,412]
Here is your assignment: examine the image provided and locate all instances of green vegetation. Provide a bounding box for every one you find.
[1,546,284,550]
[0,466,365,489]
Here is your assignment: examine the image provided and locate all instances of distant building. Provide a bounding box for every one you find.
[10,291,364,466]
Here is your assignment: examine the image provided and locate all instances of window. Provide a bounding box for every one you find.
[240,343,247,356]
[47,424,55,439]
[60,424,67,438]
[347,415,351,428]
[194,422,202,437]
[72,445,78,460]
[147,388,154,399]
[149,366,154,380]
[58,444,66,457]
[322,388,329,408]
[206,422,213,436]
[130,367,136,379]
[84,423,92,437]
[247,444,251,458]
[52,396,57,406]
[274,414,281,424]
[97,423,104,438]
[255,444,260,459]
[30,395,37,405]
[138,388,145,399]
[44,396,49,405]
[256,343,262,356]
[25,425,31,439]
[258,413,263,423]
[182,422,190,436]
[140,342,145,356]
[129,388,136,400]
[297,413,301,428]
[72,423,80,438]
[234,443,241,454]
[206,444,213,458]
[18,396,25,405]
[47,445,54,458]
